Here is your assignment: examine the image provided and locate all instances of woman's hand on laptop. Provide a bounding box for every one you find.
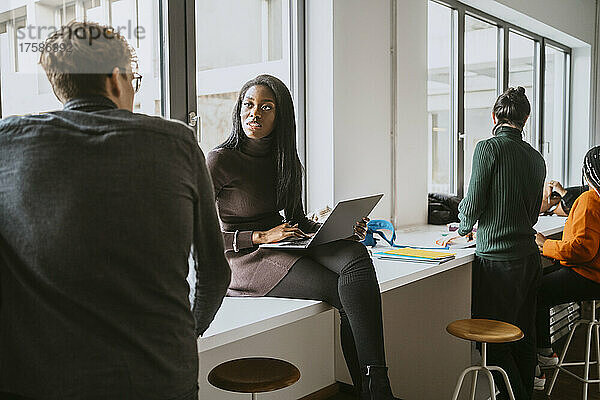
[348,217,369,241]
[252,223,311,245]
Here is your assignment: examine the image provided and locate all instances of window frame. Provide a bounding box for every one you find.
[164,0,306,199]
[0,0,306,173]
[429,0,572,196]
[164,0,305,148]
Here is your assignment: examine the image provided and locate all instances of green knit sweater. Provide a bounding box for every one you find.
[458,126,546,260]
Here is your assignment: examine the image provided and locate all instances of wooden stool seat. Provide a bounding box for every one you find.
[447,318,524,343]
[447,318,523,400]
[208,357,300,394]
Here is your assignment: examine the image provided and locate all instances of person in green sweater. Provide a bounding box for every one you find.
[446,87,546,400]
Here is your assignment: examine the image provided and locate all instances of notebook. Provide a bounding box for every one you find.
[373,248,456,264]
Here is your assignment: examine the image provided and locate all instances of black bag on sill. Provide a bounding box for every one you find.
[428,193,462,225]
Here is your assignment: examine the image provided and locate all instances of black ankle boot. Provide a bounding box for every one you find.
[360,365,403,400]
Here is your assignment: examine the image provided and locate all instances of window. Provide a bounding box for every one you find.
[14,17,28,73]
[508,31,537,145]
[464,15,498,190]
[427,0,571,196]
[543,46,568,181]
[195,0,291,154]
[427,1,455,194]
[56,3,77,27]
[0,0,304,153]
[84,0,105,23]
[0,1,163,117]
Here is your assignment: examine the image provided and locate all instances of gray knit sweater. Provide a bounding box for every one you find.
[206,135,320,296]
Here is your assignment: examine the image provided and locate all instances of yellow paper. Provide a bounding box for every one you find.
[381,248,456,260]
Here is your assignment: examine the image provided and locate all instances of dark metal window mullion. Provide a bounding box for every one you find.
[501,26,509,92]
[163,0,197,128]
[185,0,198,136]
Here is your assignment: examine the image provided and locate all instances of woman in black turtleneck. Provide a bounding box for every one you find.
[206,75,400,400]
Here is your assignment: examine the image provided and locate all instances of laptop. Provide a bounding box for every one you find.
[259,193,384,249]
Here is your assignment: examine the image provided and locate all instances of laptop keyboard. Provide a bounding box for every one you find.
[279,238,312,246]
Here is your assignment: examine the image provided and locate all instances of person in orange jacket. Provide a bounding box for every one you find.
[533,145,600,390]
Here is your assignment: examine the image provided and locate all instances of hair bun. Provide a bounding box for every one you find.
[506,86,525,97]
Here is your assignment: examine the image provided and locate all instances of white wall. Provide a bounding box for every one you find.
[394,0,428,226]
[569,47,592,185]
[495,0,596,46]
[307,0,396,222]
[463,0,594,47]
[306,0,334,214]
[306,0,429,226]
[332,0,393,220]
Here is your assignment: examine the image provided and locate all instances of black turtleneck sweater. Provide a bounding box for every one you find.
[458,126,546,260]
[206,136,319,296]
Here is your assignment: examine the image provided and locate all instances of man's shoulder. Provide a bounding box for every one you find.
[0,113,50,129]
[0,110,197,145]
[125,112,197,143]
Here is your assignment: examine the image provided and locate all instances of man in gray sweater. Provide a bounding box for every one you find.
[0,21,230,400]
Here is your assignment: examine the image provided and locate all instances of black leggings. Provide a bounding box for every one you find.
[266,239,386,389]
[472,254,541,400]
[536,266,600,348]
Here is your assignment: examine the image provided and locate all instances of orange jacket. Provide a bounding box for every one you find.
[543,189,600,283]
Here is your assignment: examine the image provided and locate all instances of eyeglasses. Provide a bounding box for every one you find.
[132,72,143,93]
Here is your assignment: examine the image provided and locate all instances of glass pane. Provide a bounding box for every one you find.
[0,0,163,117]
[195,0,290,154]
[196,0,283,72]
[84,0,105,23]
[427,1,453,194]
[464,15,498,189]
[508,31,536,145]
[58,4,77,26]
[15,17,28,73]
[197,92,238,153]
[543,46,566,181]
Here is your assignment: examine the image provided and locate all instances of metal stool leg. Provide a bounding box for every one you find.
[584,321,595,400]
[481,368,496,400]
[595,323,600,393]
[489,366,516,400]
[481,343,498,400]
[469,370,478,400]
[451,367,479,400]
[548,319,580,395]
[452,342,520,400]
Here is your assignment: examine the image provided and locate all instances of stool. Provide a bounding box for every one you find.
[447,318,524,400]
[208,357,300,399]
[547,300,600,399]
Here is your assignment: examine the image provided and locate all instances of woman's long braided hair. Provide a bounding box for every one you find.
[583,146,600,193]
